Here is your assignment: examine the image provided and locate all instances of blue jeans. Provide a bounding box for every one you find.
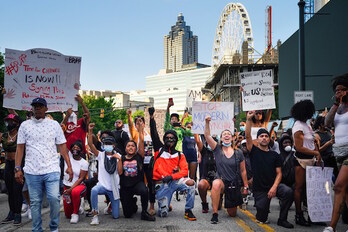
[25,172,60,232]
[91,183,120,219]
[155,178,195,217]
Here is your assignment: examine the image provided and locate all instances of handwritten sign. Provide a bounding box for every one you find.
[306,166,333,222]
[186,88,202,108]
[240,69,275,111]
[294,91,314,103]
[192,101,234,135]
[144,108,166,142]
[3,48,81,112]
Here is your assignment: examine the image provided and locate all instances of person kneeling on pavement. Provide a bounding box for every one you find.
[87,123,121,225]
[245,111,294,229]
[149,107,196,221]
[62,140,88,224]
[118,123,155,221]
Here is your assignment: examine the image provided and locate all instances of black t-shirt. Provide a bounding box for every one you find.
[249,145,281,192]
[120,153,144,188]
[213,145,244,184]
[200,146,217,180]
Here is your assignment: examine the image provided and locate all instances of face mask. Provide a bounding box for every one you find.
[68,112,77,125]
[72,149,81,156]
[222,142,232,147]
[239,126,245,132]
[5,122,18,131]
[284,145,292,152]
[104,145,114,153]
[172,122,181,127]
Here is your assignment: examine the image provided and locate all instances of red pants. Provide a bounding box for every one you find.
[63,184,86,218]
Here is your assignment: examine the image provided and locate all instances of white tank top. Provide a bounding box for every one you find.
[334,111,348,144]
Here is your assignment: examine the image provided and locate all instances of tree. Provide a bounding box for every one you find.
[80,95,127,133]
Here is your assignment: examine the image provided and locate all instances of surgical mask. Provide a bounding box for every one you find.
[284,146,292,152]
[72,149,81,156]
[104,145,114,153]
[68,112,78,125]
[222,142,232,147]
[239,126,245,132]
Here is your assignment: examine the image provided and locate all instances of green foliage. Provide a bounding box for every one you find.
[81,95,127,133]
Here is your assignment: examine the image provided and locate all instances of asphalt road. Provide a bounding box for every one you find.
[0,190,346,232]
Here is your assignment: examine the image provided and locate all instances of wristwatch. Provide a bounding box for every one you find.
[14,166,22,173]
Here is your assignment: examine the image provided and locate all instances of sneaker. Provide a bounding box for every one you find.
[323,227,334,232]
[90,215,99,225]
[103,202,111,215]
[277,219,294,229]
[78,206,84,215]
[141,211,156,221]
[202,202,209,213]
[13,214,21,226]
[21,204,28,213]
[27,208,32,220]
[184,209,196,221]
[256,219,270,224]
[70,214,79,224]
[85,211,94,217]
[211,213,218,224]
[1,211,14,224]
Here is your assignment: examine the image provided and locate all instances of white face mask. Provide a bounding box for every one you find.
[68,112,77,125]
[104,145,113,153]
[284,145,292,152]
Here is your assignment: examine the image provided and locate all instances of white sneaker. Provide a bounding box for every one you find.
[78,206,84,215]
[70,214,79,224]
[90,215,99,225]
[27,208,32,220]
[323,227,334,232]
[21,203,28,213]
[103,202,111,215]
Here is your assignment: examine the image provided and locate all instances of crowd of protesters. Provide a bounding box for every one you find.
[0,74,347,232]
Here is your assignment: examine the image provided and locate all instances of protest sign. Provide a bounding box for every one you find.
[192,101,234,135]
[144,107,166,142]
[240,69,275,111]
[3,48,81,112]
[306,166,333,222]
[294,91,314,103]
[186,88,202,109]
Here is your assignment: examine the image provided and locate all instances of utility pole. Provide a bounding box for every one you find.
[298,0,306,90]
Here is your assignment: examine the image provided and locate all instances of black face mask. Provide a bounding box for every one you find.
[5,121,18,131]
[172,122,181,127]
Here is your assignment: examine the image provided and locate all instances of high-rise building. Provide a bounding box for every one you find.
[164,13,198,72]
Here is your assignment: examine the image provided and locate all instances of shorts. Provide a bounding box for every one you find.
[336,156,348,170]
[223,181,243,208]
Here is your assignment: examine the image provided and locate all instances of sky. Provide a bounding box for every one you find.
[0,0,300,92]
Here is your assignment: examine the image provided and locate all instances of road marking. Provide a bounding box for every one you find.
[235,217,254,232]
[239,209,275,232]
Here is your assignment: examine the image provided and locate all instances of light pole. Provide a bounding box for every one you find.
[298,0,306,91]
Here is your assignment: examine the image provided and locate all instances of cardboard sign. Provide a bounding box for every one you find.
[192,101,234,135]
[186,88,202,113]
[294,91,314,103]
[144,108,166,143]
[3,48,81,112]
[240,69,276,111]
[306,166,333,222]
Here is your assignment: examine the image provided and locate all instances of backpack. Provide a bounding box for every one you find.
[281,152,296,187]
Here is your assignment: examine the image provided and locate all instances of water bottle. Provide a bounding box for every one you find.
[63,193,71,204]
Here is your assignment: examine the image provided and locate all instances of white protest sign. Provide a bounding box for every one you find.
[294,91,314,103]
[306,166,333,222]
[192,101,234,135]
[240,69,276,111]
[3,48,81,112]
[186,88,202,108]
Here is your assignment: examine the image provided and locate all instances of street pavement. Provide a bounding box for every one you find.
[0,191,347,232]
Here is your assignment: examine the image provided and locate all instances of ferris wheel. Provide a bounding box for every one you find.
[212,3,254,70]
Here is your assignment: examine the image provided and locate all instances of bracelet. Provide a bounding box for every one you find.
[15,166,22,170]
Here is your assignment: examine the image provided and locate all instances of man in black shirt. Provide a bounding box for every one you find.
[112,119,129,155]
[245,111,294,229]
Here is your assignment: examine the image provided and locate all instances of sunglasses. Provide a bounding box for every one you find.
[116,121,122,124]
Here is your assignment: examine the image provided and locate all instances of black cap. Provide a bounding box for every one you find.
[31,97,47,107]
[170,113,179,120]
[102,136,116,144]
[257,128,270,138]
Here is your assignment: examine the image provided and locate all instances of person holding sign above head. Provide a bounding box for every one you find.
[164,98,193,152]
[323,74,348,232]
[290,100,321,227]
[245,111,294,229]
[204,116,249,224]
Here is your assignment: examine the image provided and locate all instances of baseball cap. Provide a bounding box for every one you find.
[31,97,47,107]
[257,128,270,138]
